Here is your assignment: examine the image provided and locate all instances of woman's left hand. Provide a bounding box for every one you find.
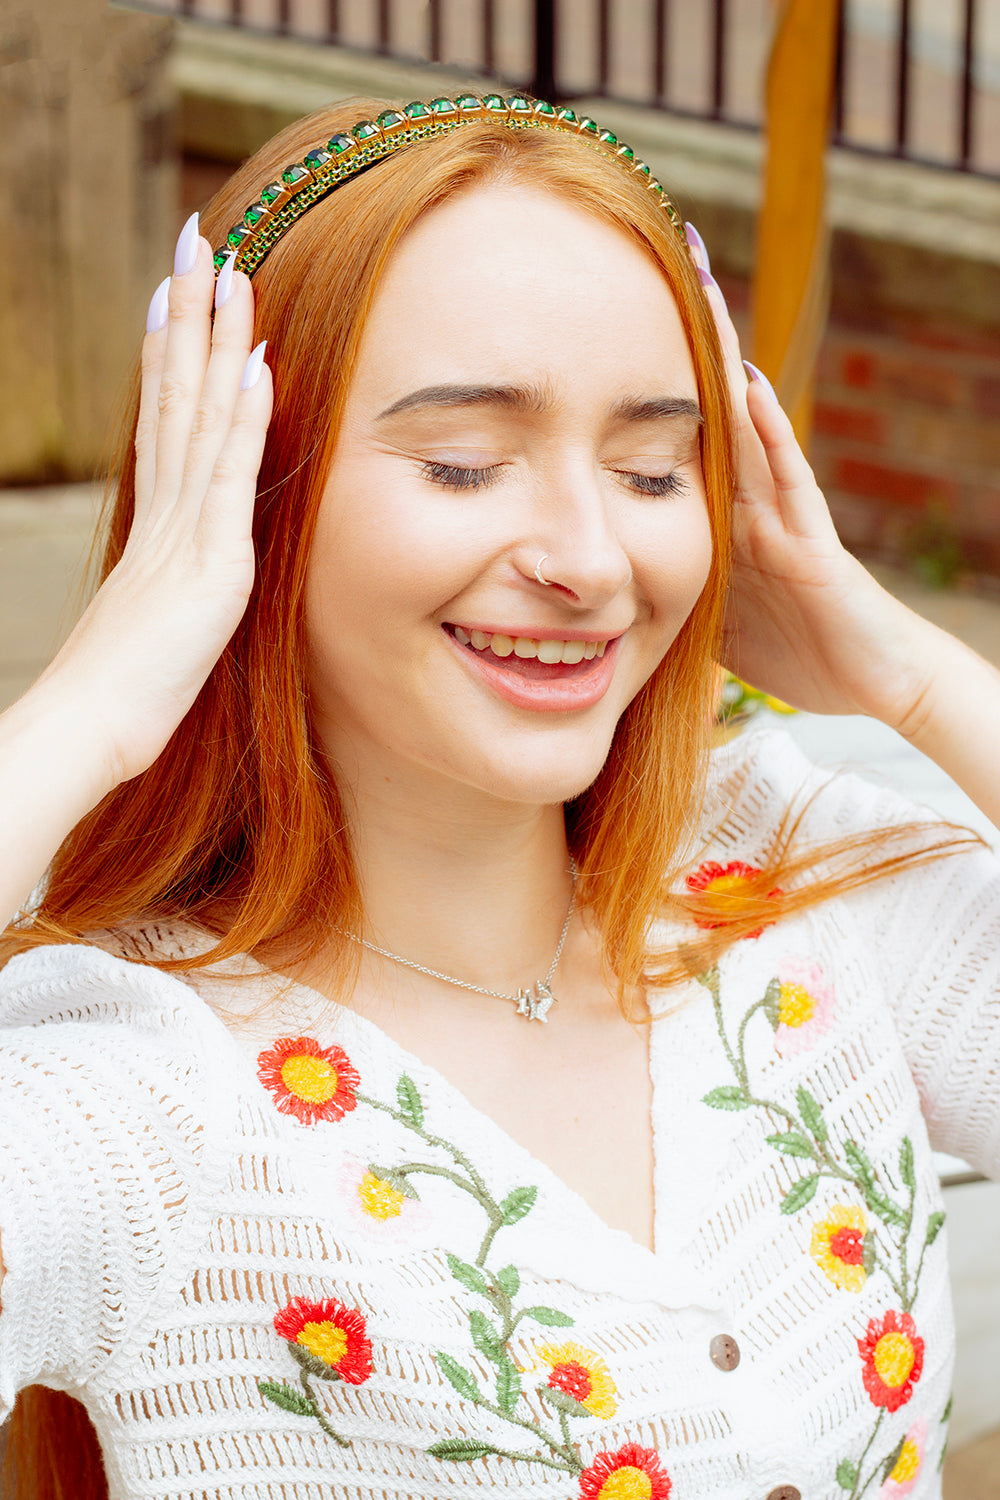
[696,259,942,733]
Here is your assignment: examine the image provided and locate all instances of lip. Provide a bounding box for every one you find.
[450,622,627,645]
[443,624,624,713]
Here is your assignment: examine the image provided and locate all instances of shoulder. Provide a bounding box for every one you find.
[703,724,946,848]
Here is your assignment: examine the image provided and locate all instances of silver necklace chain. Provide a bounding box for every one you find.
[339,859,578,1023]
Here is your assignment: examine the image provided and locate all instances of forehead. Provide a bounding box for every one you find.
[346,182,698,412]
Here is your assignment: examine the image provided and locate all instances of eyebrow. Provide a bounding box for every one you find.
[375,383,703,425]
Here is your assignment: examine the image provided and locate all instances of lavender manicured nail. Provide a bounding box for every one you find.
[697,266,721,295]
[743,360,778,401]
[685,221,711,273]
[215,253,236,310]
[240,340,267,391]
[173,211,200,277]
[145,276,171,334]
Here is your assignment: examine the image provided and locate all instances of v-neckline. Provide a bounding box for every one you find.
[172,938,718,1311]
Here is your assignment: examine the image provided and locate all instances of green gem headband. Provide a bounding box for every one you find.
[213,93,687,280]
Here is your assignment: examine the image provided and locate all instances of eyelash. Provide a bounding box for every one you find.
[421,461,688,498]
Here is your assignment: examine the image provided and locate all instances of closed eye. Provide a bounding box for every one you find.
[617,471,688,497]
[421,460,504,491]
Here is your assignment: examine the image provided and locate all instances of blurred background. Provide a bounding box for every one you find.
[0,0,998,1491]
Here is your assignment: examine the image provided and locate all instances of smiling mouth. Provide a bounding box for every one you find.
[446,624,609,675]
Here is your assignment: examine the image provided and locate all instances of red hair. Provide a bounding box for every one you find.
[1,98,978,1499]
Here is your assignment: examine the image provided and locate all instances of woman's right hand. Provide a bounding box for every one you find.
[47,213,273,785]
[0,213,272,930]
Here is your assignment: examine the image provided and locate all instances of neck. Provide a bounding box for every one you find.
[333,755,576,1003]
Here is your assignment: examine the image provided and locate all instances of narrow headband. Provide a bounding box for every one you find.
[213,93,687,280]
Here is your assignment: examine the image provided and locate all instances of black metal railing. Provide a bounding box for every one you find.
[143,0,999,179]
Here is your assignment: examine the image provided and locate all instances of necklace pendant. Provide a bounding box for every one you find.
[516,981,556,1022]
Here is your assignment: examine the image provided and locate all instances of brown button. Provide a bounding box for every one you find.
[766,1488,801,1500]
[709,1333,740,1371]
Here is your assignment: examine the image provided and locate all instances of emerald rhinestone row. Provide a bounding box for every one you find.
[213,94,686,279]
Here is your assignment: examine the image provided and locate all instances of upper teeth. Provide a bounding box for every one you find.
[453,626,607,662]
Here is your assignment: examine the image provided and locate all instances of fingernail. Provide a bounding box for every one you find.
[173,211,200,277]
[145,276,171,334]
[743,360,778,401]
[241,340,267,391]
[697,266,722,296]
[215,253,236,310]
[685,221,711,273]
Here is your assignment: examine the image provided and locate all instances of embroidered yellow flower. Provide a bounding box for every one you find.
[879,1419,927,1496]
[358,1170,407,1220]
[534,1341,618,1418]
[810,1204,869,1292]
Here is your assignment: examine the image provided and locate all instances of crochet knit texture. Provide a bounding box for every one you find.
[1,729,999,1500]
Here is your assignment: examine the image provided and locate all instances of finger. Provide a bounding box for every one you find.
[151,221,216,511]
[194,344,273,549]
[134,277,171,523]
[176,262,257,513]
[744,375,837,539]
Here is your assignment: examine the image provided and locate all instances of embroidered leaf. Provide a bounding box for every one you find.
[899,1136,915,1190]
[779,1174,819,1214]
[762,977,782,1029]
[843,1139,875,1187]
[863,1184,907,1229]
[288,1344,342,1382]
[862,1233,877,1276]
[258,1380,316,1416]
[436,1351,483,1404]
[926,1210,946,1247]
[496,1264,520,1298]
[692,963,720,998]
[796,1085,828,1143]
[368,1163,420,1200]
[499,1186,537,1225]
[496,1356,521,1415]
[396,1074,424,1130]
[702,1085,750,1111]
[448,1254,489,1296]
[835,1458,859,1489]
[427,1438,500,1462]
[521,1305,575,1328]
[942,1394,953,1422]
[766,1130,816,1159]
[541,1385,590,1418]
[881,1435,907,1482]
[469,1310,504,1363]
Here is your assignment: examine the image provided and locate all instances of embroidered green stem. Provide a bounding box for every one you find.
[300,1371,351,1448]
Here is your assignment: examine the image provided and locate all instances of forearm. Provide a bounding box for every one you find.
[0,677,116,932]
[897,619,1000,831]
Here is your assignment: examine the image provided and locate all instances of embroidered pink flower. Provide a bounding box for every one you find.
[772,956,835,1055]
[879,1420,927,1496]
[338,1153,429,1240]
[578,1443,671,1499]
[685,859,782,939]
[273,1296,373,1384]
[859,1310,924,1413]
[257,1036,360,1125]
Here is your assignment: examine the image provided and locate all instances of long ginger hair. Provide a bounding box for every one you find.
[1,97,980,1499]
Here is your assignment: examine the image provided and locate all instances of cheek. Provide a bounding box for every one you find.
[634,498,715,632]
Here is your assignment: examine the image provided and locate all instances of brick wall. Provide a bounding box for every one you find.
[717,265,1000,585]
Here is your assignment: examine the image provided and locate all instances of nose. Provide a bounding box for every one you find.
[516,459,633,610]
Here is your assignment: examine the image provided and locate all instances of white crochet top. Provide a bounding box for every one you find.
[2,729,999,1500]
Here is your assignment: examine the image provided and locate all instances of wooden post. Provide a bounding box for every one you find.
[0,0,177,482]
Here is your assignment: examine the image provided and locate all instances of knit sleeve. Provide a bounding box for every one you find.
[716,728,1000,1178]
[0,945,225,1419]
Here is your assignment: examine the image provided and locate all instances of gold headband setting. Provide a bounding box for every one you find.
[214,93,687,280]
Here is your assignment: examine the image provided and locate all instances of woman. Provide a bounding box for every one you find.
[1,93,999,1500]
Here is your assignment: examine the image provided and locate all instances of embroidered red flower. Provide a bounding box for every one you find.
[578,1442,671,1500]
[685,859,782,939]
[257,1036,360,1124]
[273,1296,373,1384]
[858,1310,924,1412]
[534,1341,617,1418]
